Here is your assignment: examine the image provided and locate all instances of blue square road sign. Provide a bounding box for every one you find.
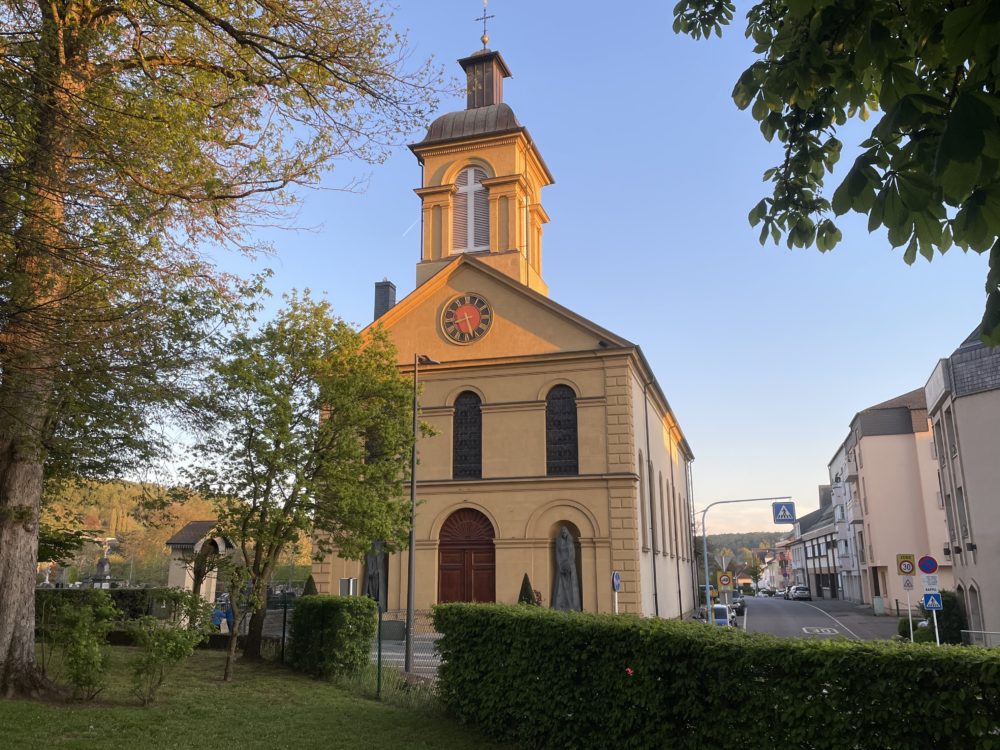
[772,502,796,524]
[923,592,943,610]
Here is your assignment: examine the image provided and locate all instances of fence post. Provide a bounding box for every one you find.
[281,591,288,664]
[376,603,383,700]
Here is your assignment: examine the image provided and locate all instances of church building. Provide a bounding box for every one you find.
[312,43,697,618]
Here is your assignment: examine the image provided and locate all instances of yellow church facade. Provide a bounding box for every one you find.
[312,47,696,618]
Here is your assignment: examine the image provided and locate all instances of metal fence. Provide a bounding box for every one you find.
[372,609,441,680]
[961,630,1000,647]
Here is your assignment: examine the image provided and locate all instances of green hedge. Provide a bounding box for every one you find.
[433,604,1000,750]
[36,588,183,623]
[287,595,376,679]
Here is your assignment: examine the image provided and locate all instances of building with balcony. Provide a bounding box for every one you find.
[925,328,1000,643]
[827,389,951,612]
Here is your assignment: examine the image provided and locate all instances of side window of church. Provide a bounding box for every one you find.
[453,391,482,479]
[453,167,489,253]
[546,385,578,476]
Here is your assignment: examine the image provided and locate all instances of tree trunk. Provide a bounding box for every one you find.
[0,440,59,698]
[223,623,240,682]
[242,606,268,661]
[0,5,89,698]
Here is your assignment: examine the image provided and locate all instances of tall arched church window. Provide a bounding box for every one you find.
[453,391,482,479]
[453,167,490,253]
[545,385,578,475]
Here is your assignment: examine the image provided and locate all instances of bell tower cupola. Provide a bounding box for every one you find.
[409,44,554,295]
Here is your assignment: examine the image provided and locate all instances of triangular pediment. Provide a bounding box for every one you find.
[363,256,631,365]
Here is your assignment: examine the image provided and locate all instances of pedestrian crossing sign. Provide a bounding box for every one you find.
[772,502,796,524]
[923,592,943,611]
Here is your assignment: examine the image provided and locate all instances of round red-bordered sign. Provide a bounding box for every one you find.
[917,555,938,574]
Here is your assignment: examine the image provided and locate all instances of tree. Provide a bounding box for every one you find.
[673,0,1000,345]
[189,293,415,672]
[0,0,437,697]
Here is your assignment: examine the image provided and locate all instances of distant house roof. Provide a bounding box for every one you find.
[165,520,218,550]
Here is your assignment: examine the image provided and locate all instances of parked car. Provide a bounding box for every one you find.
[790,585,812,601]
[731,595,746,615]
[711,604,734,627]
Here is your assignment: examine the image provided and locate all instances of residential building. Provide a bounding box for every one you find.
[830,389,952,613]
[789,486,838,598]
[311,44,697,617]
[925,328,1000,644]
[829,444,863,602]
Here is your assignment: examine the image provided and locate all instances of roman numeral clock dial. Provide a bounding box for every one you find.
[441,293,492,344]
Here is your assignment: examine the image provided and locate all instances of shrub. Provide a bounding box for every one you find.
[47,590,118,700]
[433,603,1000,750]
[128,595,211,705]
[517,574,537,605]
[917,590,967,644]
[288,595,376,679]
[302,575,318,597]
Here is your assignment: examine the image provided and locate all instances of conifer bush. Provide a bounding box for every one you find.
[517,574,537,605]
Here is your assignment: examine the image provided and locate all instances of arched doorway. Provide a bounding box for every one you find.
[438,508,495,603]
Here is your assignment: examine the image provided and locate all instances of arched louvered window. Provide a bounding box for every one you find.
[453,391,482,479]
[546,385,578,476]
[453,167,490,253]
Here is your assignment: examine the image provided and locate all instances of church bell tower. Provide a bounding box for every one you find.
[409,46,554,295]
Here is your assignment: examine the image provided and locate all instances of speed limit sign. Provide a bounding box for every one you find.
[896,553,916,576]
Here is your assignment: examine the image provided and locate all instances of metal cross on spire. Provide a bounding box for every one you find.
[475,0,494,49]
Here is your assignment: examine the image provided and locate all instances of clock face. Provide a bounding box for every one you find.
[442,293,493,344]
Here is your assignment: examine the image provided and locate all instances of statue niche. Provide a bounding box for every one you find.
[551,524,581,611]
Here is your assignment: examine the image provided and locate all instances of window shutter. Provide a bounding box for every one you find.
[452,170,469,253]
[473,168,489,250]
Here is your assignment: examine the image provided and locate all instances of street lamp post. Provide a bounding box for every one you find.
[699,496,792,619]
[404,353,438,674]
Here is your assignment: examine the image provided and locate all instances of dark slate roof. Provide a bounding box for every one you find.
[419,103,522,146]
[949,325,1000,397]
[864,388,927,412]
[797,504,835,535]
[165,520,217,549]
[852,387,928,435]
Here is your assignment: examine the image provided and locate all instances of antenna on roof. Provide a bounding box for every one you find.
[475,0,494,49]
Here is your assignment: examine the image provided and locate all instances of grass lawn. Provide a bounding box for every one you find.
[1,647,504,749]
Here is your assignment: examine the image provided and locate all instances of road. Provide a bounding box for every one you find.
[739,595,902,641]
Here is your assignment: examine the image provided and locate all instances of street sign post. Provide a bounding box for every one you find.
[612,570,621,614]
[897,554,916,640]
[772,502,796,524]
[923,592,943,646]
[896,554,916,576]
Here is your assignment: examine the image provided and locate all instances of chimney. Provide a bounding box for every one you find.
[457,49,512,109]
[374,280,396,321]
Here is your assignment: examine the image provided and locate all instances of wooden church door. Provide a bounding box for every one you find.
[438,508,495,603]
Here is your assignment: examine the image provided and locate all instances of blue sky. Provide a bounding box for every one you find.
[221,2,987,534]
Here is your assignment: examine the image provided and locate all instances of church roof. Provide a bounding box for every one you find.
[365,254,694,460]
[165,520,218,550]
[420,103,522,146]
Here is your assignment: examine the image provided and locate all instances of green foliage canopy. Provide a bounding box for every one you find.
[673,0,1000,345]
[191,293,415,565]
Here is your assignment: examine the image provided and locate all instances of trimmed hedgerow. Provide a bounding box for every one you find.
[433,604,1000,750]
[36,588,180,625]
[287,595,376,679]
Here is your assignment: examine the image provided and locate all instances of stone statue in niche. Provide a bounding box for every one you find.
[364,541,385,610]
[551,525,581,611]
